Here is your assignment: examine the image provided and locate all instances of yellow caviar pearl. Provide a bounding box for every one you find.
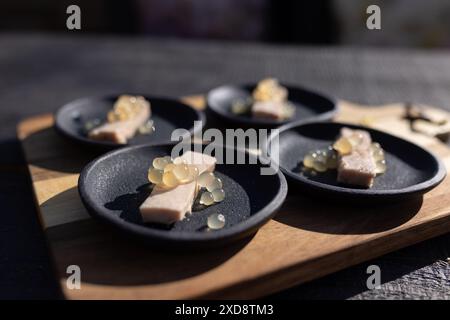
[197,172,215,188]
[172,164,190,181]
[303,152,316,168]
[207,213,226,229]
[333,137,352,155]
[206,177,223,192]
[375,159,387,174]
[162,171,179,188]
[164,163,176,173]
[153,157,170,170]
[211,189,225,202]
[173,157,187,165]
[200,191,215,205]
[148,168,163,184]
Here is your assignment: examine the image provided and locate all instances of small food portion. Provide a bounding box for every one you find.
[302,127,386,188]
[88,95,152,144]
[207,213,226,230]
[253,78,287,103]
[231,78,295,120]
[139,151,225,225]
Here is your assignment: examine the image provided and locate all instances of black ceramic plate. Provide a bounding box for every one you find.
[55,94,205,148]
[266,121,446,202]
[78,144,287,247]
[206,83,337,128]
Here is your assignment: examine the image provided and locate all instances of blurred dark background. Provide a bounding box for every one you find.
[2,0,450,48]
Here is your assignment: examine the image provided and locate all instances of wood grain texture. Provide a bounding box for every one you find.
[17,97,450,299]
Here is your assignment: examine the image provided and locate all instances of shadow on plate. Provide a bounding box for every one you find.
[43,187,252,286]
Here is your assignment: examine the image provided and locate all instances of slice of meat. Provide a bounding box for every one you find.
[337,128,376,188]
[337,149,377,188]
[252,100,285,120]
[88,100,151,144]
[139,151,216,224]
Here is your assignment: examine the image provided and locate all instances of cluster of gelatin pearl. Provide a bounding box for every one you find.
[303,134,387,175]
[370,142,387,174]
[148,157,226,205]
[333,134,387,174]
[197,172,225,206]
[148,156,199,188]
[303,146,338,172]
[107,95,148,122]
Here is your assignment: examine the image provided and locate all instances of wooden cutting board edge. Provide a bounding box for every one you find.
[16,97,450,299]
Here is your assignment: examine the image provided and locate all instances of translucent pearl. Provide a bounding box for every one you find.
[375,159,387,174]
[333,137,352,155]
[163,163,176,173]
[325,148,338,169]
[178,166,199,184]
[303,152,316,168]
[138,120,155,134]
[200,191,215,205]
[372,149,385,161]
[173,157,187,165]
[206,177,223,192]
[162,171,179,188]
[371,142,381,151]
[212,189,225,202]
[163,156,172,162]
[348,133,363,146]
[172,164,190,181]
[197,172,215,188]
[313,159,327,172]
[315,150,327,162]
[148,168,163,184]
[153,157,170,170]
[207,213,226,230]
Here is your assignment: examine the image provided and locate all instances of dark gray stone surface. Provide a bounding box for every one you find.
[0,33,449,299]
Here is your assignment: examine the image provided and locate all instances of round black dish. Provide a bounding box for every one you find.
[55,94,205,149]
[78,143,288,247]
[266,121,446,202]
[206,83,337,128]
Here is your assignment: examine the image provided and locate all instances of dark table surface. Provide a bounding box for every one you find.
[0,33,449,300]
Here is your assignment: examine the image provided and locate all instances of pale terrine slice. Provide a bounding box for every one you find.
[139,151,216,224]
[337,128,377,188]
[252,100,285,120]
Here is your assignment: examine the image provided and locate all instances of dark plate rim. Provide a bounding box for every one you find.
[78,143,288,243]
[54,93,206,148]
[265,120,447,197]
[206,82,338,126]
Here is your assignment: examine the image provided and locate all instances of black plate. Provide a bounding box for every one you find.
[206,83,337,128]
[55,94,205,148]
[78,144,287,247]
[266,121,446,202]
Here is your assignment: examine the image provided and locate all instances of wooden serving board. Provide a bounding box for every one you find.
[17,97,450,299]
